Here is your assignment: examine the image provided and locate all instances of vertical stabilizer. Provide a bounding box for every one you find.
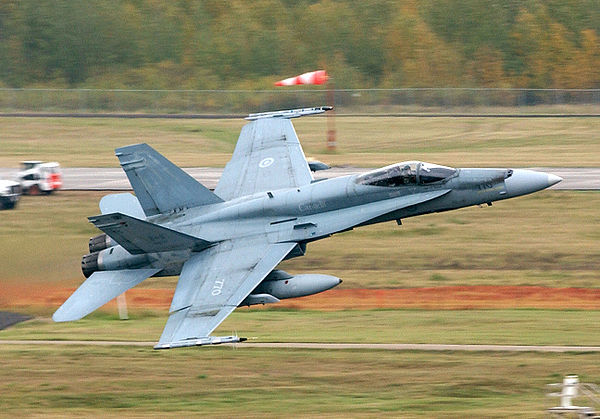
[115,144,223,216]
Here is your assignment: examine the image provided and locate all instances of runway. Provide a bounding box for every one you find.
[1,340,599,352]
[0,167,598,190]
[0,312,32,330]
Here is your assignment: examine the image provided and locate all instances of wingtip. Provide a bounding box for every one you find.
[153,343,170,350]
[153,335,247,349]
[52,309,75,323]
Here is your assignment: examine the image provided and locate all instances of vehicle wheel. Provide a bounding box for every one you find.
[28,184,41,195]
[4,202,15,209]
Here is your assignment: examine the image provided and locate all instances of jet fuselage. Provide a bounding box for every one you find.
[95,164,559,278]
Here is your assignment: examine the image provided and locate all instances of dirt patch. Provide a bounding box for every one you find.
[2,284,599,311]
[276,286,600,310]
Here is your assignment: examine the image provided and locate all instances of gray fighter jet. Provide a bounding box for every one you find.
[53,107,562,349]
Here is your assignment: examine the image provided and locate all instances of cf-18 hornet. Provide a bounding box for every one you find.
[53,107,561,349]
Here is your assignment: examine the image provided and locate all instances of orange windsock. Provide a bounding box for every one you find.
[275,70,328,86]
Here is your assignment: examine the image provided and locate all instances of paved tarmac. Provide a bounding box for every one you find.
[1,340,599,352]
[0,167,598,190]
[0,312,32,330]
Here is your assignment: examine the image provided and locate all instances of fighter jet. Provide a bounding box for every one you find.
[53,107,562,349]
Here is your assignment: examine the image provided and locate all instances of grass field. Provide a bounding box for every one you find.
[2,309,600,417]
[0,344,598,417]
[0,116,599,167]
[2,309,600,346]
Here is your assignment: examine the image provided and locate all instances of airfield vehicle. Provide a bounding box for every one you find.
[0,180,21,209]
[17,161,62,195]
[54,107,561,349]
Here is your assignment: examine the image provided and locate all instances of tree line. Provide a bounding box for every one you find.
[0,0,598,89]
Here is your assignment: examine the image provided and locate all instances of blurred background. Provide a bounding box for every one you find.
[0,0,598,113]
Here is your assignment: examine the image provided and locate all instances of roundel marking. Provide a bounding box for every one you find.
[259,157,275,168]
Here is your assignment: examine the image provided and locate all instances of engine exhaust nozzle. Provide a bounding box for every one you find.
[81,252,99,278]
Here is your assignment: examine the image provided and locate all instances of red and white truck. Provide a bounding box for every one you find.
[17,161,62,195]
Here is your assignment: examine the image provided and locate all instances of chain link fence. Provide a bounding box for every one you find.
[0,88,598,115]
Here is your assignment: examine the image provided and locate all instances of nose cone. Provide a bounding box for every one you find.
[504,169,562,198]
[547,173,563,187]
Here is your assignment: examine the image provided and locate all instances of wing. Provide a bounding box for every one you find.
[214,118,313,200]
[155,239,296,349]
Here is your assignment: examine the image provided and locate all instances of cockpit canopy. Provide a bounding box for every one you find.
[355,161,457,187]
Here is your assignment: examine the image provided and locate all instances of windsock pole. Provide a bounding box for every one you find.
[326,78,336,151]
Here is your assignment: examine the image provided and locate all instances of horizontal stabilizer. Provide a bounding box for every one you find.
[53,268,160,322]
[115,143,223,217]
[99,193,145,218]
[89,212,213,255]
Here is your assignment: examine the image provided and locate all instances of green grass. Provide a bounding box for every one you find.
[0,192,99,283]
[2,309,600,346]
[0,344,598,417]
[0,116,599,167]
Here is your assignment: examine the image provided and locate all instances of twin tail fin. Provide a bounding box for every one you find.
[115,143,223,217]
